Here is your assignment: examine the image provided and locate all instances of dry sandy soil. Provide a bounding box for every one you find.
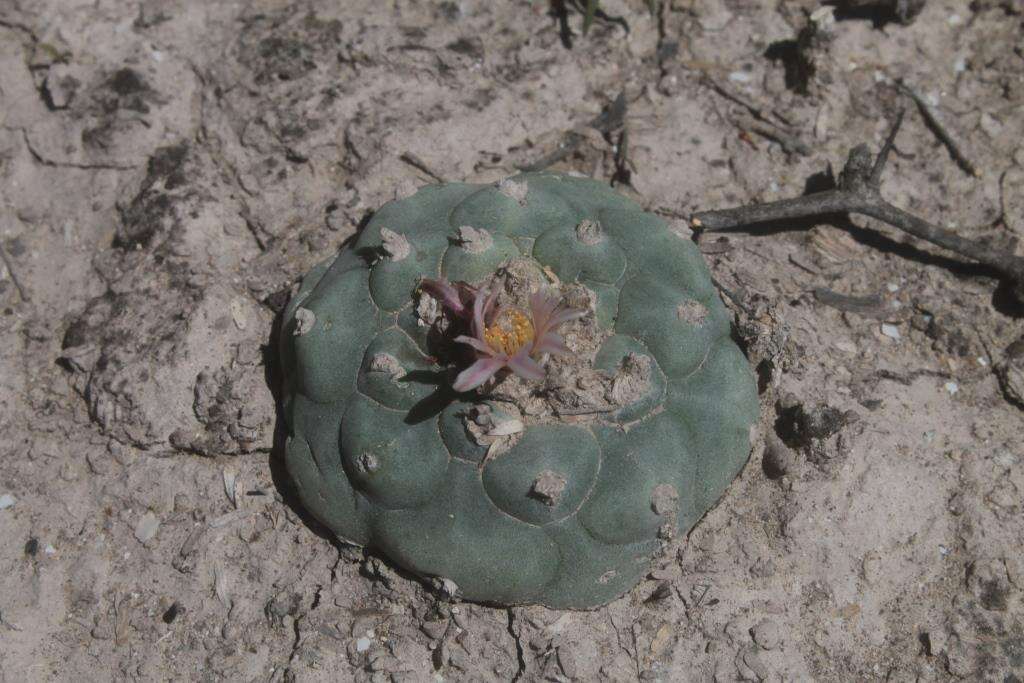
[1,0,1023,680]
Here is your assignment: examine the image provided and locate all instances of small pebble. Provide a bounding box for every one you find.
[834,339,857,354]
[862,551,883,584]
[223,468,238,508]
[230,298,248,330]
[944,382,959,396]
[356,637,372,652]
[979,113,1002,139]
[0,493,16,510]
[134,511,160,543]
[995,452,1018,468]
[881,323,901,340]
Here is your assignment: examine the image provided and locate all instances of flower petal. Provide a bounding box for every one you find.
[547,306,587,328]
[454,335,494,355]
[482,287,500,326]
[472,287,488,337]
[533,332,570,356]
[507,351,545,382]
[529,291,558,329]
[453,357,506,392]
[419,278,464,314]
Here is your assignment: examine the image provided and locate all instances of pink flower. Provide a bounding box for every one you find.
[420,278,585,392]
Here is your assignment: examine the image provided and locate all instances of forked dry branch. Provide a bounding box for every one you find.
[690,112,1024,302]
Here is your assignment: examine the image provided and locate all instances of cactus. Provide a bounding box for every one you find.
[279,173,759,609]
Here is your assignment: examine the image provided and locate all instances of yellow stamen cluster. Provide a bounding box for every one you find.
[484,309,534,356]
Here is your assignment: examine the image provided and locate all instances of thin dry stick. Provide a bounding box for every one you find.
[897,80,982,178]
[399,152,444,183]
[518,91,627,172]
[733,113,811,157]
[702,75,794,127]
[0,243,29,303]
[690,112,1024,298]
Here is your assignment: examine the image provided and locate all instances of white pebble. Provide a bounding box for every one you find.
[977,357,988,367]
[944,382,959,395]
[356,637,372,652]
[886,282,900,293]
[996,453,1017,467]
[134,511,160,543]
[881,323,901,340]
[0,493,15,510]
[834,339,857,354]
[728,71,752,84]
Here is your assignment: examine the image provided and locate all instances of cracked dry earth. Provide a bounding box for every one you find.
[1,0,1023,681]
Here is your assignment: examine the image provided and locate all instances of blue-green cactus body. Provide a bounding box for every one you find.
[280,173,759,609]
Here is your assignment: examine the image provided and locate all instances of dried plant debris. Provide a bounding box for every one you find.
[692,112,1024,303]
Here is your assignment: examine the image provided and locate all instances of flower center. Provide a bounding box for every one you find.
[483,308,534,356]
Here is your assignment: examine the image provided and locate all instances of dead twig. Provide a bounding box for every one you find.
[733,113,812,157]
[702,75,793,127]
[518,91,628,172]
[897,80,981,178]
[701,76,809,155]
[690,111,1024,301]
[0,242,29,303]
[812,288,887,318]
[399,152,444,183]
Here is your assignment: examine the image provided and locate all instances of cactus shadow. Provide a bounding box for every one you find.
[400,370,458,425]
